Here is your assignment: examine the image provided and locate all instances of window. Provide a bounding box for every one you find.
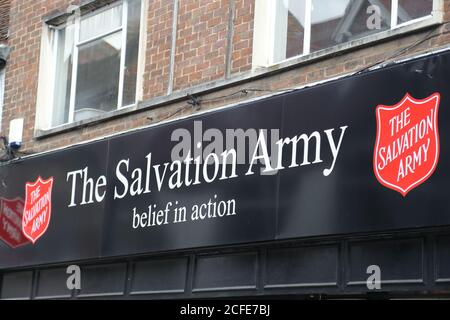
[254,0,438,66]
[43,0,143,128]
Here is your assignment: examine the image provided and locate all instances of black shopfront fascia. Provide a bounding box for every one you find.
[2,50,450,299]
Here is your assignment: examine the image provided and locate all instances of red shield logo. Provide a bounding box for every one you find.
[22,176,54,243]
[374,93,440,196]
[0,197,29,248]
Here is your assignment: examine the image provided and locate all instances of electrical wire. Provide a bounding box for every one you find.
[354,28,450,75]
[156,26,450,123]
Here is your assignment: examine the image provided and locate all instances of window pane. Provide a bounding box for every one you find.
[272,0,306,63]
[122,0,141,107]
[398,0,433,24]
[79,5,122,42]
[74,31,122,121]
[285,0,306,59]
[347,0,391,36]
[310,0,391,52]
[52,26,74,127]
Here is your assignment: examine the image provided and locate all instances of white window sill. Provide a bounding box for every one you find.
[255,14,443,72]
[35,103,139,138]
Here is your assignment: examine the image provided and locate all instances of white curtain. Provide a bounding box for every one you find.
[52,28,72,127]
[79,5,123,42]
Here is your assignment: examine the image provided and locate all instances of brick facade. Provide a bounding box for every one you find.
[143,0,173,99]
[231,0,253,74]
[2,0,450,155]
[174,0,228,90]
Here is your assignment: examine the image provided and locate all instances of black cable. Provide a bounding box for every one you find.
[157,104,194,122]
[244,88,296,93]
[199,88,296,105]
[157,26,450,123]
[158,87,291,122]
[354,28,450,76]
[198,28,450,106]
[199,89,249,103]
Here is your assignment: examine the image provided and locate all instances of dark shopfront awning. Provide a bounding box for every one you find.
[1,49,450,270]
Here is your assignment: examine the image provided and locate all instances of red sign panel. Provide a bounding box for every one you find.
[0,197,29,248]
[22,176,54,243]
[374,93,440,196]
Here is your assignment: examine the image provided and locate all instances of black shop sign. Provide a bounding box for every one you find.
[0,50,449,269]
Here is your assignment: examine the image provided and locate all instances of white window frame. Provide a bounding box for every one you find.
[253,0,444,68]
[35,0,148,131]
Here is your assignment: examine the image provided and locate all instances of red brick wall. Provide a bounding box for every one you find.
[143,0,173,100]
[174,0,229,90]
[231,0,254,74]
[2,0,450,154]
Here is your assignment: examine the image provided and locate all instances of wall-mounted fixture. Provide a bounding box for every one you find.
[8,118,23,150]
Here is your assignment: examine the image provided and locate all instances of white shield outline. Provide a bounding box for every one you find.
[22,176,54,244]
[373,93,440,196]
